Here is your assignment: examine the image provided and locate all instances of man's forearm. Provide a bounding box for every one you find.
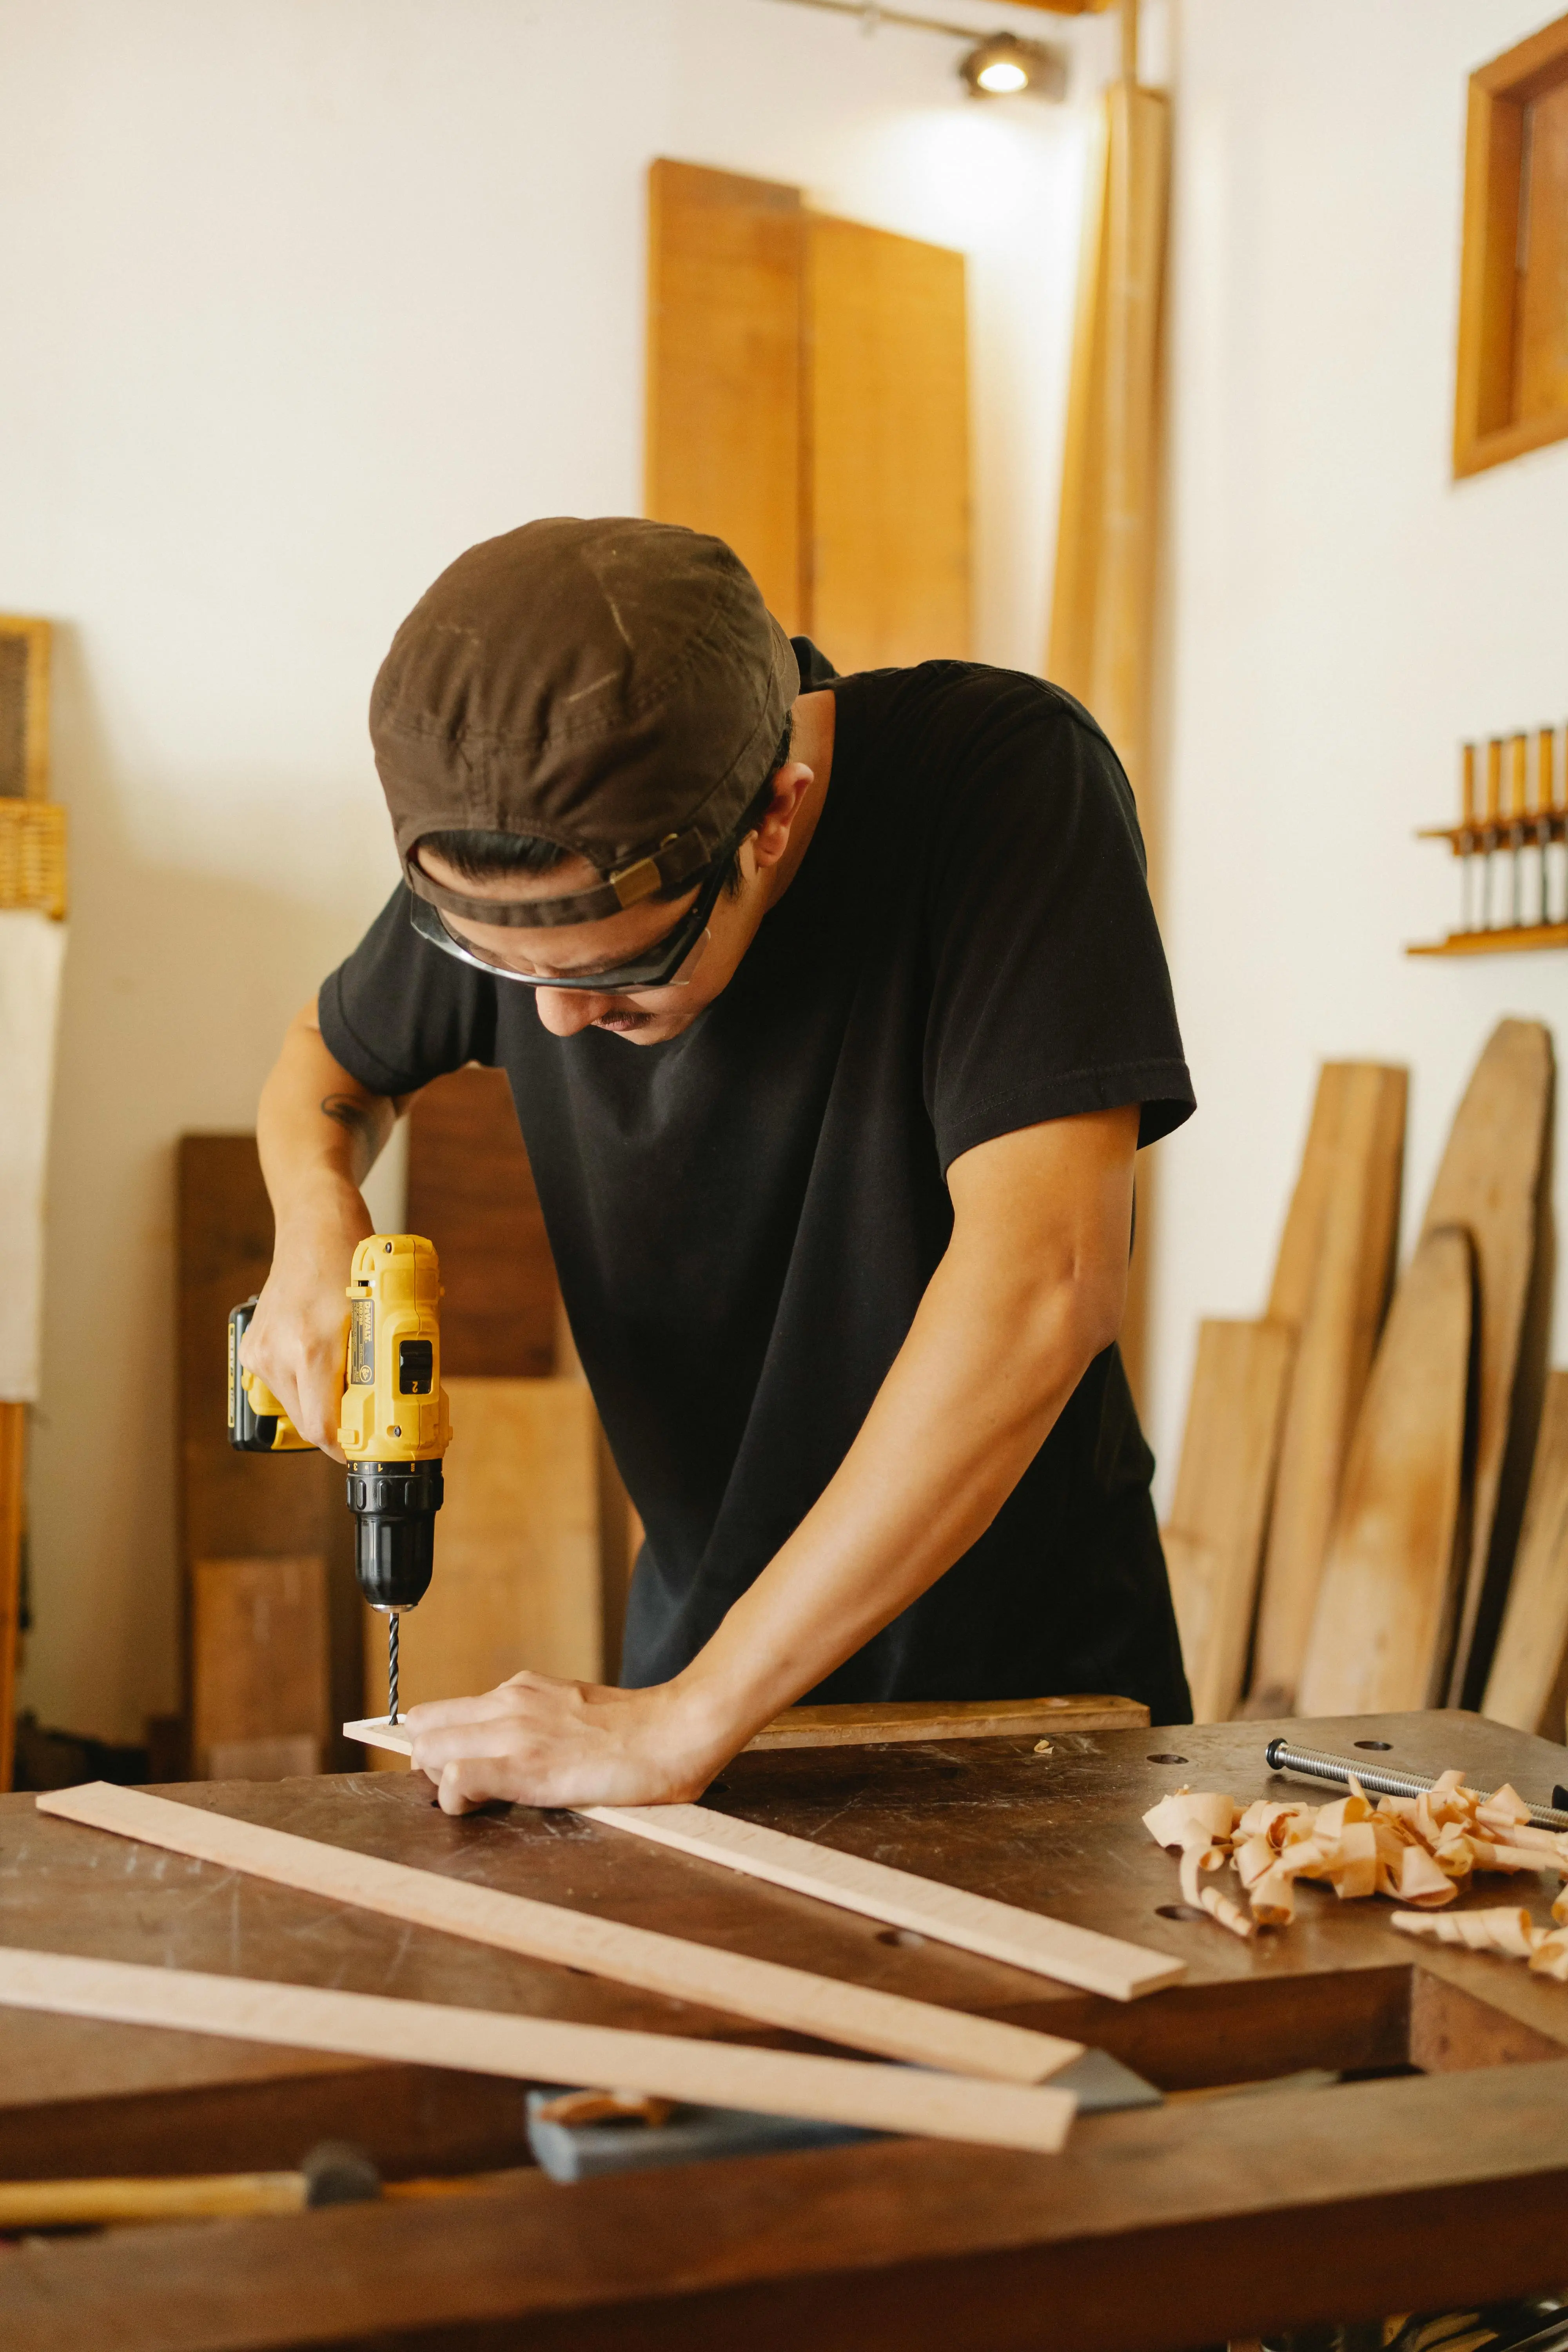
[256,1002,400,1215]
[670,1109,1137,1758]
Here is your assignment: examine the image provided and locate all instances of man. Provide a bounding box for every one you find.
[243,516,1194,1815]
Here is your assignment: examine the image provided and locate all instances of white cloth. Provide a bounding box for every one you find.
[0,910,67,1401]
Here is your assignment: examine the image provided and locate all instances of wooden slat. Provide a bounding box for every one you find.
[0,1944,1076,2154]
[191,1557,328,1780]
[405,1068,557,1380]
[1421,1019,1552,1704]
[176,1135,358,1774]
[745,1695,1147,1749]
[1296,1227,1474,1717]
[0,1403,22,1795]
[581,1804,1183,2003]
[1267,1064,1350,1327]
[38,1781,1080,2083]
[1163,1319,1295,1723]
[1246,1064,1406,1714]
[364,1378,602,1739]
[1483,1370,1568,1736]
[645,159,805,629]
[806,212,970,671]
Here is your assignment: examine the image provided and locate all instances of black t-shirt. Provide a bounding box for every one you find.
[319,656,1196,1721]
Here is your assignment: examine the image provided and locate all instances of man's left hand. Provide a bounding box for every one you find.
[402,1673,720,1813]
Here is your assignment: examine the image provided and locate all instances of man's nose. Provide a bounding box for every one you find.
[534,987,611,1037]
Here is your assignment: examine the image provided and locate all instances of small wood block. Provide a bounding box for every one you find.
[40,1782,1082,2085]
[192,1556,328,1780]
[744,1695,1147,1750]
[1297,1226,1473,1716]
[1484,1369,1568,1736]
[580,1804,1184,2003]
[0,1945,1076,2153]
[344,1716,412,1754]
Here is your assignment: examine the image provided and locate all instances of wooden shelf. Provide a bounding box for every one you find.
[1408,922,1568,958]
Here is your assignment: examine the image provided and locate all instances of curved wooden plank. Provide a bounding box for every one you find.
[1296,1226,1473,1717]
[1163,1318,1295,1722]
[1483,1370,1568,1736]
[1248,1064,1407,1712]
[1419,1018,1553,1703]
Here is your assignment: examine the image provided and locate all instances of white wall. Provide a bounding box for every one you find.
[1147,1,1568,1502]
[3,0,1115,1740]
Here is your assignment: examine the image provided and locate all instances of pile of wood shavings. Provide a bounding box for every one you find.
[1144,1769,1568,1976]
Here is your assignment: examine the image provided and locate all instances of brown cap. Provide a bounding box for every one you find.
[370,517,800,930]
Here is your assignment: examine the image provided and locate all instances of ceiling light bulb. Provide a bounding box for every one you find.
[958,33,1065,102]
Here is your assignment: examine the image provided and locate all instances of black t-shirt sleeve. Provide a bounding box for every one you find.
[317,886,498,1096]
[920,680,1194,1169]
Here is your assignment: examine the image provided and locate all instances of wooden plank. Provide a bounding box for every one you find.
[0,1402,22,1794]
[1163,1319,1295,1723]
[580,1804,1183,2003]
[1296,1227,1474,1717]
[1421,1018,1553,1704]
[0,1943,1076,2154]
[1484,1370,1568,1736]
[645,159,805,630]
[1267,1064,1350,1327]
[192,1557,328,1780]
[405,1068,557,1380]
[364,1378,602,1736]
[176,1135,359,1772]
[745,1695,1148,1750]
[806,212,970,672]
[1247,1064,1406,1714]
[37,1781,1082,2085]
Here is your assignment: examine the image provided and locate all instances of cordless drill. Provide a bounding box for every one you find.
[228,1234,452,1724]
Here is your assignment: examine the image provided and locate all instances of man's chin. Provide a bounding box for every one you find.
[592,1011,684,1043]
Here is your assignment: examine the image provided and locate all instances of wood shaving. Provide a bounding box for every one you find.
[1143,1768,1566,1958]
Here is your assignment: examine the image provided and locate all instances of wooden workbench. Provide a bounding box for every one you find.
[2,1710,1566,2351]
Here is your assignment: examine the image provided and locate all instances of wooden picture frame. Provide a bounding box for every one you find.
[1454,12,1568,478]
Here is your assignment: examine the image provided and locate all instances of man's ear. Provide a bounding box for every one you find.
[752,761,813,871]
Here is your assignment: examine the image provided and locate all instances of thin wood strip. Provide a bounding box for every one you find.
[34,1783,1080,2085]
[745,1695,1147,1749]
[579,1804,1183,2003]
[0,1946,1076,2154]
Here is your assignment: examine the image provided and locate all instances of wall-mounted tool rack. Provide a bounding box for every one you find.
[1409,724,1568,956]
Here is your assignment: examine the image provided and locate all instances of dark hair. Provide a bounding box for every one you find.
[418,722,793,900]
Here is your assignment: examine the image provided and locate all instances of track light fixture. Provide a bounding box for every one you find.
[958,32,1066,100]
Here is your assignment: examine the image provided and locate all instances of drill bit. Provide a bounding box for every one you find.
[387,1612,400,1726]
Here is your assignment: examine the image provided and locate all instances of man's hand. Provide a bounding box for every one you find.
[240,998,405,1458]
[238,1180,372,1459]
[404,1674,722,1814]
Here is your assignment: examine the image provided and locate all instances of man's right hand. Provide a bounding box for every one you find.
[242,998,405,1460]
[238,1181,372,1459]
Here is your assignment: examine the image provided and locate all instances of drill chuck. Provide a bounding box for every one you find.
[347,1460,444,1612]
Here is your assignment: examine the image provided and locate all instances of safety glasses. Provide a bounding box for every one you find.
[407,857,728,992]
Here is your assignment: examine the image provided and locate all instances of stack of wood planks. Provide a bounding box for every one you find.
[1166,1020,1558,1731]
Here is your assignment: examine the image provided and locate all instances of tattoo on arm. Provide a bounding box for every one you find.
[320,1094,378,1150]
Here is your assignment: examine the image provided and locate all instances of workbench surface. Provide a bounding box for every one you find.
[2,1710,1566,2352]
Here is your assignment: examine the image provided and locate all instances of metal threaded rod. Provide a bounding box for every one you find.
[1264,1738,1568,1833]
[387,1613,400,1726]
